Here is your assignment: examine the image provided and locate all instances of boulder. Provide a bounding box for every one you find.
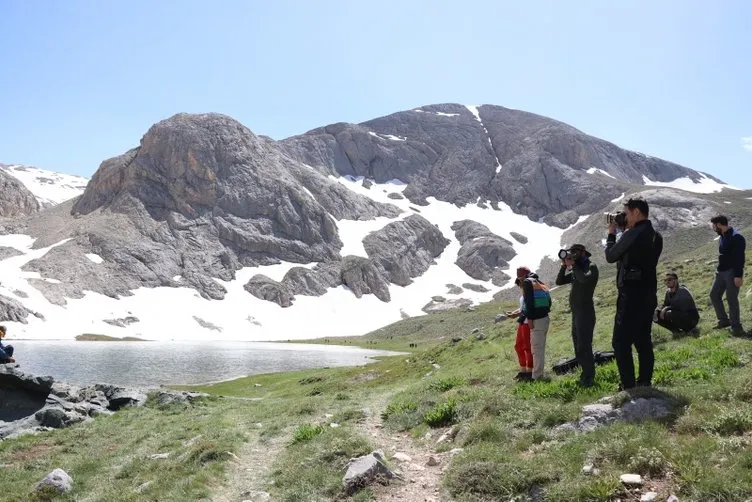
[342,451,395,494]
[555,395,673,433]
[451,220,515,282]
[244,275,294,307]
[363,215,450,286]
[35,468,73,495]
[340,256,391,302]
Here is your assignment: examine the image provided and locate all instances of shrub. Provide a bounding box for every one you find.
[627,447,671,477]
[423,399,457,427]
[428,376,465,392]
[292,424,326,444]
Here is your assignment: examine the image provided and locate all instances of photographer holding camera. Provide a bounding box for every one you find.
[605,198,663,390]
[555,244,599,387]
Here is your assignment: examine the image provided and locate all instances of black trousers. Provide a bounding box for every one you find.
[571,306,596,384]
[656,309,699,333]
[612,290,657,389]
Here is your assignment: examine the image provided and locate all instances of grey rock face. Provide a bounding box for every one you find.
[340,256,391,302]
[35,468,73,495]
[0,294,42,323]
[244,274,295,308]
[103,316,139,327]
[363,215,450,286]
[462,283,490,293]
[1,366,203,438]
[152,390,207,408]
[510,232,528,244]
[446,284,463,295]
[280,103,716,227]
[451,220,516,282]
[0,168,39,217]
[22,113,399,303]
[282,264,341,297]
[0,246,22,260]
[422,298,473,313]
[342,451,395,494]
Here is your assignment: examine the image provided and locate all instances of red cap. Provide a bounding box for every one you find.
[516,266,531,279]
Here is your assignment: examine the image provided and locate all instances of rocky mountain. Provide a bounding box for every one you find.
[0,105,749,341]
[280,104,726,228]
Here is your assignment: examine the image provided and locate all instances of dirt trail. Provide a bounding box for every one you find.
[210,429,284,502]
[359,395,453,502]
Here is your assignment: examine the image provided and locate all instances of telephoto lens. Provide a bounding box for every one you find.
[558,249,570,260]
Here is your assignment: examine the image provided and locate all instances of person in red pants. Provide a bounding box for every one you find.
[507,278,533,381]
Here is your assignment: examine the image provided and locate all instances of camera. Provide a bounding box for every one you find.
[558,249,572,260]
[605,211,627,229]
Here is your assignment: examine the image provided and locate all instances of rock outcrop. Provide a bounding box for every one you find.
[0,365,205,439]
[451,220,516,285]
[0,169,39,217]
[340,256,391,302]
[0,294,43,323]
[363,215,450,287]
[244,275,295,308]
[555,394,674,434]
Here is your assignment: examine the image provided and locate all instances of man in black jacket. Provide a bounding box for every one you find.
[655,272,699,335]
[709,215,747,337]
[605,198,663,390]
[556,244,599,387]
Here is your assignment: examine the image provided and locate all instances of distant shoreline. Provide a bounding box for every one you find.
[75,334,150,342]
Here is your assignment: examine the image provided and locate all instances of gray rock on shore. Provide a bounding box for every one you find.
[0,365,206,439]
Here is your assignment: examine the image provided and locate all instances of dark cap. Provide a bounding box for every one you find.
[516,266,531,279]
[568,244,592,258]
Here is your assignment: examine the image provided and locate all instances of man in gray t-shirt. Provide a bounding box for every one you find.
[655,272,699,334]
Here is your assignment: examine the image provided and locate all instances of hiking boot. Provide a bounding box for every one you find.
[713,321,731,329]
[515,372,532,382]
[732,327,750,338]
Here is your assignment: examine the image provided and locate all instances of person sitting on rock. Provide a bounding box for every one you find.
[0,326,15,363]
[655,272,700,336]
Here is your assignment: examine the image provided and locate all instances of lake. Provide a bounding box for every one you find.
[5,340,402,388]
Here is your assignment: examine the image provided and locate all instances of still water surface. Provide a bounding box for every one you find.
[7,340,401,388]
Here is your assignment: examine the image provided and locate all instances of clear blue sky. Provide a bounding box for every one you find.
[1,0,751,187]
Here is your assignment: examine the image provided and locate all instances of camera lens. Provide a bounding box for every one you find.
[558,249,568,260]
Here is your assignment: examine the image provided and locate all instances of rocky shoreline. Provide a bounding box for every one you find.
[0,363,205,440]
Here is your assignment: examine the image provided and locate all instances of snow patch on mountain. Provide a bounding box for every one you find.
[465,105,503,173]
[587,167,616,179]
[0,164,89,207]
[641,173,735,194]
[1,177,573,342]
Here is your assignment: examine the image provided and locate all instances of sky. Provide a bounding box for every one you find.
[1,0,751,187]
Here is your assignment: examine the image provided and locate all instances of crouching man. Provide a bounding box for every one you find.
[655,272,699,335]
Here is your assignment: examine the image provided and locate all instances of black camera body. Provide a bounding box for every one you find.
[605,211,627,229]
[558,248,581,261]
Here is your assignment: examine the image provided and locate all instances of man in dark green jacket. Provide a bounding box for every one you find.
[556,244,599,387]
[655,272,699,335]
